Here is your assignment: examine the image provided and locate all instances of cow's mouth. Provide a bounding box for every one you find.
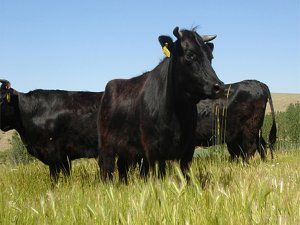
[184,91,201,104]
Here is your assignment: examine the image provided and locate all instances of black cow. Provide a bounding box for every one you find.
[0,79,103,182]
[98,27,224,183]
[195,79,277,161]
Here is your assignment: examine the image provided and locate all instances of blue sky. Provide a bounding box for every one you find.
[1,0,299,93]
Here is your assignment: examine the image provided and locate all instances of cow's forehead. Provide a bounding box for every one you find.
[180,30,204,48]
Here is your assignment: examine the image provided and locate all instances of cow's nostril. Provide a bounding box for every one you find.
[213,84,220,93]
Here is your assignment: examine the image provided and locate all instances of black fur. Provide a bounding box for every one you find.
[98,27,224,183]
[0,84,103,182]
[195,80,277,161]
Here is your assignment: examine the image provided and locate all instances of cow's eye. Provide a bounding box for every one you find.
[185,51,197,62]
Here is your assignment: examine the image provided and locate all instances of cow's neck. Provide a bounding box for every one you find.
[15,93,36,145]
[163,55,177,112]
[163,56,194,114]
[159,57,197,148]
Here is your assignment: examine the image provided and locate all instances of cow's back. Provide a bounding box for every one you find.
[18,90,102,163]
[196,80,269,147]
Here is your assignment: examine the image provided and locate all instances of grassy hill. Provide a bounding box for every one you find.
[265,93,300,113]
[1,93,299,152]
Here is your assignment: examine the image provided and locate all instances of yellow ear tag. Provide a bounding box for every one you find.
[162,43,171,58]
[6,93,11,103]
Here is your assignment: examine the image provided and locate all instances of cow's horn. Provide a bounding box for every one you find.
[173,27,182,39]
[201,35,217,42]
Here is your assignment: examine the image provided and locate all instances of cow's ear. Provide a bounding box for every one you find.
[206,43,214,52]
[158,35,175,58]
[0,80,11,90]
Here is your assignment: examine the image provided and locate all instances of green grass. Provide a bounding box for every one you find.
[0,148,299,225]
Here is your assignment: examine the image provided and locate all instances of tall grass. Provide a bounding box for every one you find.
[0,103,299,224]
[263,102,300,149]
[0,149,299,225]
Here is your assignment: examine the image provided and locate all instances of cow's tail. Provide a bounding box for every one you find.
[265,84,277,159]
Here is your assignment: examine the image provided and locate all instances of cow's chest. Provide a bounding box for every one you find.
[146,117,182,158]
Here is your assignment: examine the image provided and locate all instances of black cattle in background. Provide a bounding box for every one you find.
[195,79,277,161]
[98,27,224,183]
[0,79,103,182]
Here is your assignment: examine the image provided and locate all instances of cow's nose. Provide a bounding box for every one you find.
[213,83,225,94]
[213,83,221,94]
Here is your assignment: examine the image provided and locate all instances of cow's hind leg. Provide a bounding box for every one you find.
[49,159,72,183]
[117,157,129,184]
[61,159,72,177]
[226,142,240,162]
[258,135,267,161]
[241,134,257,163]
[49,164,61,183]
[139,159,149,180]
[158,160,166,179]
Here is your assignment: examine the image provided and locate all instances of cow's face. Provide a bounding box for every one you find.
[159,27,224,103]
[0,81,18,131]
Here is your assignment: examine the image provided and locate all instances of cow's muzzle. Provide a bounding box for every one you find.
[213,83,225,97]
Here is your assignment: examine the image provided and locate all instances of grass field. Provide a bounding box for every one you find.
[0,148,299,225]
